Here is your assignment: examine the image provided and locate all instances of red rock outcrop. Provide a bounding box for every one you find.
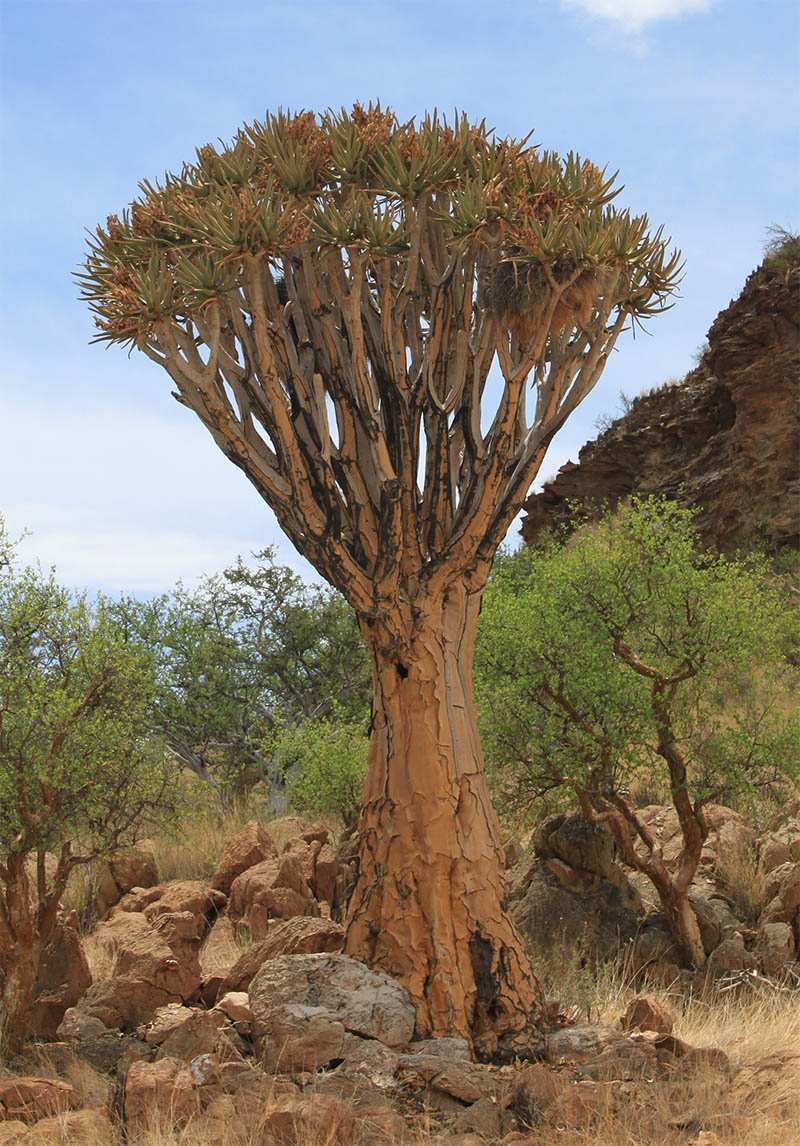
[521,259,800,552]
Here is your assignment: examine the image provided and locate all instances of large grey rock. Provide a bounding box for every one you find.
[512,858,640,963]
[546,1023,624,1065]
[249,953,416,1071]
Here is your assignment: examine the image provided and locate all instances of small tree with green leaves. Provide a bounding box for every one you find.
[111,548,369,806]
[0,522,180,1059]
[476,498,800,967]
[79,104,681,1058]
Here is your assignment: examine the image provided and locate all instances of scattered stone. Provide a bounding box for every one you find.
[124,1056,200,1130]
[397,1055,502,1104]
[218,915,345,995]
[0,1078,76,1124]
[754,921,795,973]
[229,854,320,933]
[619,994,674,1035]
[249,952,415,1071]
[28,916,92,1040]
[211,820,277,895]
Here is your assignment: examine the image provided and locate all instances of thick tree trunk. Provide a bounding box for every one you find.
[345,580,545,1062]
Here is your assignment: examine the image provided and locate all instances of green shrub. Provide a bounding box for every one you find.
[280,712,369,831]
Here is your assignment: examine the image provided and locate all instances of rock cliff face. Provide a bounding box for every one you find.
[521,259,800,552]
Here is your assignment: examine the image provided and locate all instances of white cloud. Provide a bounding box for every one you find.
[7,503,319,596]
[561,0,717,32]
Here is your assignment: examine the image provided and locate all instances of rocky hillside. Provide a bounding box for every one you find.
[521,256,800,552]
[2,809,798,1143]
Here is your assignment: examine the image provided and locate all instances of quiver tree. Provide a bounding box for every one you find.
[79,104,681,1060]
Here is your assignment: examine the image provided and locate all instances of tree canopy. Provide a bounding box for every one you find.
[78,104,681,604]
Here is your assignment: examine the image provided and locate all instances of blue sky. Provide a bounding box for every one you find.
[1,0,798,594]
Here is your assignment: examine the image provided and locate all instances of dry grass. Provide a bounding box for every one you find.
[714,838,768,927]
[81,927,120,982]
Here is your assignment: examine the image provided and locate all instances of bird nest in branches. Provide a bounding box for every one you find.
[483,249,605,341]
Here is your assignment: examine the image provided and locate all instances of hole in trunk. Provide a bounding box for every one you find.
[396,662,409,679]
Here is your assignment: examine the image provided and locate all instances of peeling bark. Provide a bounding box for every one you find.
[346,580,545,1062]
[0,854,43,1059]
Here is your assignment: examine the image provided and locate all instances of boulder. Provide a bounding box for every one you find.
[512,858,640,964]
[707,932,758,973]
[0,1078,76,1123]
[218,915,345,995]
[124,1056,201,1130]
[96,840,159,915]
[249,953,416,1070]
[211,820,277,895]
[397,1054,502,1103]
[57,1008,149,1073]
[229,855,320,934]
[76,910,201,1029]
[28,916,92,1040]
[759,862,800,943]
[754,921,796,973]
[619,994,674,1035]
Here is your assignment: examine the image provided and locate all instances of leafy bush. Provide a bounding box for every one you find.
[763,224,800,271]
[0,517,180,1057]
[278,711,369,831]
